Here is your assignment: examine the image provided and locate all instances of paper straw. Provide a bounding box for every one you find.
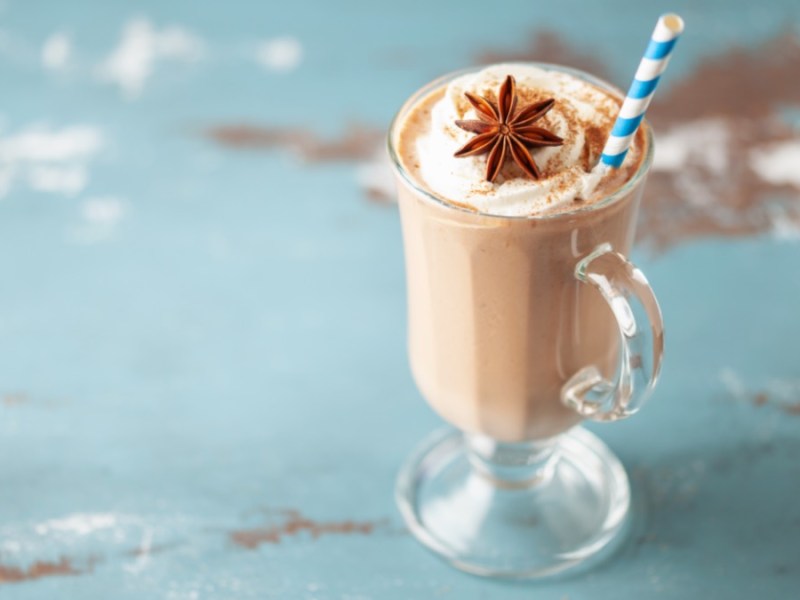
[599,13,684,168]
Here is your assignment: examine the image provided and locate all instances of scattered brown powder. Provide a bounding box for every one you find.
[649,32,800,125]
[513,88,550,108]
[454,93,478,120]
[204,125,307,150]
[538,99,578,178]
[637,32,800,252]
[638,122,799,252]
[582,97,619,168]
[0,557,89,584]
[580,126,601,171]
[303,125,385,162]
[365,187,395,206]
[202,123,383,163]
[125,542,177,558]
[733,389,800,417]
[783,402,800,416]
[2,393,29,406]
[229,509,385,550]
[475,29,610,80]
[753,392,769,407]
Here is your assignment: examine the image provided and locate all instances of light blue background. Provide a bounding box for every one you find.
[0,1,798,597]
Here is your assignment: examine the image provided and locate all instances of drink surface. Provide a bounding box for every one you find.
[396,64,646,217]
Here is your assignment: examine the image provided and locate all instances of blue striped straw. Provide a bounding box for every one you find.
[599,13,684,168]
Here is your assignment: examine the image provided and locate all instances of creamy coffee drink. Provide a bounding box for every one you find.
[391,64,649,442]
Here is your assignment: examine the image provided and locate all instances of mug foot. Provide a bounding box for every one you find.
[395,426,631,579]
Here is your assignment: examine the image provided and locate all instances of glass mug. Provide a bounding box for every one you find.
[388,64,663,578]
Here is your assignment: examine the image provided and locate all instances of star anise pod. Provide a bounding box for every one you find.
[454,75,563,182]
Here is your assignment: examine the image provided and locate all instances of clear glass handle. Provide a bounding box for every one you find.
[561,243,664,421]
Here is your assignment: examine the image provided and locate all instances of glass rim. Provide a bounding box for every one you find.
[387,62,654,221]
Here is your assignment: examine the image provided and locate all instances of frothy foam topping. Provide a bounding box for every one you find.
[404,64,641,216]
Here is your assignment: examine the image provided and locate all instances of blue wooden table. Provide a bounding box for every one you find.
[1,1,799,597]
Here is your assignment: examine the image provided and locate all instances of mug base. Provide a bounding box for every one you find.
[395,426,631,579]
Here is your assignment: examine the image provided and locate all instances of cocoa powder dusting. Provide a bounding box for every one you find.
[753,392,769,407]
[229,509,385,550]
[476,30,610,80]
[203,123,383,163]
[2,393,29,406]
[540,100,577,178]
[125,542,177,558]
[0,557,87,584]
[783,402,800,416]
[734,389,800,417]
[637,32,800,251]
[365,187,395,205]
[650,32,800,125]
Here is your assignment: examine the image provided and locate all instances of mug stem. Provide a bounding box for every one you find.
[465,433,561,489]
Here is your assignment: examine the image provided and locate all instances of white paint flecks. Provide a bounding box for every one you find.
[653,119,731,175]
[0,125,102,163]
[34,512,118,536]
[0,124,103,198]
[750,139,800,241]
[124,528,154,574]
[719,367,748,402]
[750,139,800,188]
[0,163,15,198]
[28,165,87,195]
[0,512,199,581]
[765,377,800,399]
[770,211,800,241]
[355,149,395,203]
[69,196,128,244]
[96,17,204,99]
[256,36,303,72]
[0,29,34,64]
[41,32,71,70]
[1,540,22,554]
[719,369,800,409]
[82,196,126,225]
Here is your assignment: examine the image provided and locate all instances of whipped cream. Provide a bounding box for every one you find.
[406,64,636,216]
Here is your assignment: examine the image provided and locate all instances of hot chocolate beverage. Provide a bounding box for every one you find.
[391,64,648,442]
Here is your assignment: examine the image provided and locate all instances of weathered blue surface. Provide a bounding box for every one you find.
[0,0,799,597]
